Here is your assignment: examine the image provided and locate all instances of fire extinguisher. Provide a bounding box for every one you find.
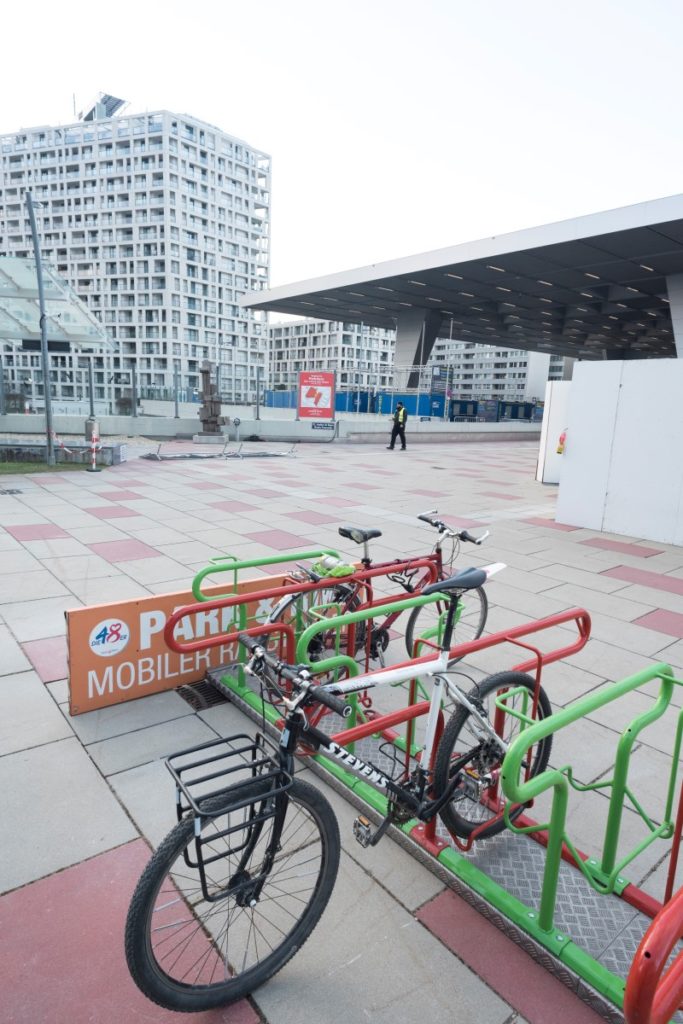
[556,429,567,455]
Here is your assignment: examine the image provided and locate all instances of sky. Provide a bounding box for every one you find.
[3,0,683,288]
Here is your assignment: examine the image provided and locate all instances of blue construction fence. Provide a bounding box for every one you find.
[264,390,543,422]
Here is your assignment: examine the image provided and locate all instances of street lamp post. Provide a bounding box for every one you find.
[26,192,55,465]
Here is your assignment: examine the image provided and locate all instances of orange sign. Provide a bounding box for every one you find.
[66,574,286,715]
[298,370,335,419]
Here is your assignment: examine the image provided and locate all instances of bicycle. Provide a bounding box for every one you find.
[261,510,490,669]
[125,563,552,1012]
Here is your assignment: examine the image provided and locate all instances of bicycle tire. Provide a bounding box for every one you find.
[434,671,552,840]
[125,777,340,1012]
[404,585,487,662]
[262,585,363,668]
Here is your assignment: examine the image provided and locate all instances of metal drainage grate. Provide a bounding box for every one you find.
[0,489,22,495]
[177,677,232,711]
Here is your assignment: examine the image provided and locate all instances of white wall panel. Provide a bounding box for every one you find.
[536,381,572,484]
[602,361,683,543]
[556,359,683,544]
[555,362,621,531]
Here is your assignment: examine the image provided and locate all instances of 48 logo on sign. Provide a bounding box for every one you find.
[89,618,131,657]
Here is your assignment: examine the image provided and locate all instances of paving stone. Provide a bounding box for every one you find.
[111,555,191,584]
[21,635,68,682]
[1,595,81,641]
[0,737,137,892]
[107,757,180,847]
[252,852,513,1024]
[46,678,69,704]
[66,575,150,604]
[0,569,71,605]
[0,840,258,1024]
[0,669,73,754]
[65,689,194,744]
[0,624,31,676]
[86,714,219,775]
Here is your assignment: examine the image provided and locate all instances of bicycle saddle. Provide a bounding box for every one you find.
[422,567,486,595]
[338,526,383,544]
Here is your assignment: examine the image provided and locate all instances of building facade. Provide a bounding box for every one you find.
[270,318,571,404]
[269,320,395,391]
[0,102,270,409]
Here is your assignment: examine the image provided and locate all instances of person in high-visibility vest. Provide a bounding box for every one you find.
[387,401,408,451]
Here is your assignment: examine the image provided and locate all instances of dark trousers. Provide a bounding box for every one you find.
[389,423,406,449]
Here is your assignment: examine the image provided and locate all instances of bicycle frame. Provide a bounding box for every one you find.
[269,516,481,653]
[266,645,505,822]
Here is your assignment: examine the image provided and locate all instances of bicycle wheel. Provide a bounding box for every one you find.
[125,777,340,1012]
[434,671,552,840]
[404,586,487,662]
[262,585,363,667]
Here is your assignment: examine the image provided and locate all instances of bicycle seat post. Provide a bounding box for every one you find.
[361,540,372,567]
[439,593,462,653]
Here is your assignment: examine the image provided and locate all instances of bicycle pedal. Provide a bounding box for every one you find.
[353,814,374,848]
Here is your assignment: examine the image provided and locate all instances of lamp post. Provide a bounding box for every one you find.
[26,192,55,465]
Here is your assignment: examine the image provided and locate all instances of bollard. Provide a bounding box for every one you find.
[87,423,101,473]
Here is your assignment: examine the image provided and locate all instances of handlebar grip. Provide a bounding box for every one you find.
[459,530,478,543]
[310,686,353,719]
[238,632,264,654]
[417,514,435,524]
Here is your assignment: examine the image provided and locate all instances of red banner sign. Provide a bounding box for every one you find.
[298,370,335,419]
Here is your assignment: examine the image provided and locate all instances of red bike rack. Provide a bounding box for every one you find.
[624,885,683,1024]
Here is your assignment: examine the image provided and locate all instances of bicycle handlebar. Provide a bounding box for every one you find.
[237,633,352,719]
[417,511,488,544]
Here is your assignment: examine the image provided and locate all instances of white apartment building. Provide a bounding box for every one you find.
[429,338,557,402]
[0,97,270,409]
[270,318,571,403]
[269,320,395,391]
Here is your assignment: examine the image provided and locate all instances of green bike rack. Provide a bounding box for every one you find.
[191,548,343,602]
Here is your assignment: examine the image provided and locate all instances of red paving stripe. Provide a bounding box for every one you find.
[26,473,73,485]
[285,510,341,525]
[0,839,258,1024]
[480,491,523,501]
[98,490,144,500]
[601,565,683,595]
[5,524,70,540]
[88,539,163,561]
[523,517,580,531]
[246,529,315,549]
[417,890,605,1024]
[88,506,140,519]
[581,538,662,557]
[189,481,221,490]
[21,636,68,682]
[210,499,258,513]
[409,490,443,497]
[442,515,486,528]
[249,488,286,498]
[633,608,683,637]
[325,497,361,507]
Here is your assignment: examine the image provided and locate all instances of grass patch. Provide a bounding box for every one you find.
[0,461,98,475]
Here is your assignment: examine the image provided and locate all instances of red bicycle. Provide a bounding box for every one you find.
[262,511,490,668]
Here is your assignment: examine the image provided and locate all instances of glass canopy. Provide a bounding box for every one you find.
[0,257,110,346]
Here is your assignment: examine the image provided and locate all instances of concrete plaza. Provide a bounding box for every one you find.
[2,437,682,1023]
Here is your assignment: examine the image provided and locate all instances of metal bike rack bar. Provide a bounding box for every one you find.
[163,573,683,1022]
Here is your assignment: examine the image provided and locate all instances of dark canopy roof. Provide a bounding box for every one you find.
[242,194,683,359]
